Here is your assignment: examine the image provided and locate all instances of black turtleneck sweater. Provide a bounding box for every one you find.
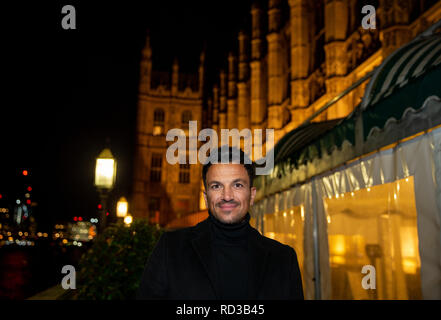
[208,211,251,300]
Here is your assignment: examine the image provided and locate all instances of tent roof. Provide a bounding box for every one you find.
[273,119,342,165]
[362,33,441,111]
[362,31,441,141]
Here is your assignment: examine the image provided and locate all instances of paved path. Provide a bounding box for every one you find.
[27,284,75,300]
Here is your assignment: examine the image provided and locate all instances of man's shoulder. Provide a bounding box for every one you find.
[162,219,207,240]
[255,230,295,254]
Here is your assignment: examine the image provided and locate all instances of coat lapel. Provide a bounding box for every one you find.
[247,228,270,299]
[191,219,220,299]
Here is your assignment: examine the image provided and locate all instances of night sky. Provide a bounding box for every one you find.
[1,0,253,230]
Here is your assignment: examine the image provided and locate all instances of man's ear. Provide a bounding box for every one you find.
[203,191,208,208]
[250,187,257,206]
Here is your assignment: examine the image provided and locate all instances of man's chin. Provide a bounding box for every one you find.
[213,211,231,221]
[215,211,242,224]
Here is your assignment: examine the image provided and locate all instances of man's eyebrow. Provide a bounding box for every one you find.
[208,180,223,185]
[232,178,247,184]
[208,179,248,185]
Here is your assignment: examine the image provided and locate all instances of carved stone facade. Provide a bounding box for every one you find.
[205,0,441,145]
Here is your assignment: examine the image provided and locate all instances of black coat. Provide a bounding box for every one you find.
[136,216,304,300]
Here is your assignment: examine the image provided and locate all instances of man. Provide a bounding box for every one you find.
[137,147,304,300]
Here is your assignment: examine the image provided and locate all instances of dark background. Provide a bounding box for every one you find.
[1,0,253,231]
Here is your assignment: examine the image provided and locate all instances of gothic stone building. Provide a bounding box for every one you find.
[133,0,441,225]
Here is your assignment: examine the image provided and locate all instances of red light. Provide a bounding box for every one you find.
[27,186,32,192]
[22,170,28,176]
[73,216,78,221]
[78,217,83,221]
[26,199,31,205]
[97,204,102,210]
[106,212,109,216]
[0,194,2,199]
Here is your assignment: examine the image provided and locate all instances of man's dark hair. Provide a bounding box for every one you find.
[202,146,256,189]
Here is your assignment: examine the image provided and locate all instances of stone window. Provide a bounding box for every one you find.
[150,153,162,182]
[153,108,165,135]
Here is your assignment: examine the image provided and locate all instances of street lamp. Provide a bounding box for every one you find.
[116,197,128,218]
[124,214,133,226]
[95,148,117,233]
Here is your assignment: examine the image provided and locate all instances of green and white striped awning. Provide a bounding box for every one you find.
[273,30,441,167]
[361,26,441,141]
[273,119,342,165]
[362,32,441,110]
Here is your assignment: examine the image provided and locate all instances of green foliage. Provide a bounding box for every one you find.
[76,219,163,300]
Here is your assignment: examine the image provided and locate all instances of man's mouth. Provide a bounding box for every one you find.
[219,203,238,210]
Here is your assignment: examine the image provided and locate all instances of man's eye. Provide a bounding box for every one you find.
[235,183,244,188]
[211,185,220,190]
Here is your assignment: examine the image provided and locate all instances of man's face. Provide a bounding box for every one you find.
[203,164,256,224]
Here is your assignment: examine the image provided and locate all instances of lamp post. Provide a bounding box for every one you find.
[94,148,117,233]
[116,197,128,221]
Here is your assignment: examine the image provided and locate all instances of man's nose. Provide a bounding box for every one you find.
[222,187,234,201]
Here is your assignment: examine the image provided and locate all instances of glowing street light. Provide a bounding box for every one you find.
[116,197,128,218]
[95,148,117,233]
[124,214,133,226]
[95,148,117,189]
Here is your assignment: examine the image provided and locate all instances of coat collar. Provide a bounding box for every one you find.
[190,216,269,299]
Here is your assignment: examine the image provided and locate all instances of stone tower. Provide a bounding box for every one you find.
[132,35,205,225]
